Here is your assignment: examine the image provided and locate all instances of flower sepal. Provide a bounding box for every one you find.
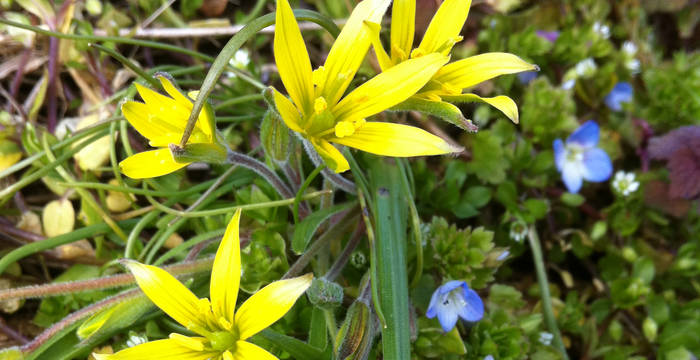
[169,142,228,165]
[391,97,478,132]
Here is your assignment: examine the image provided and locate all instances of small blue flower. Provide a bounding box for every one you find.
[518,71,538,85]
[553,121,613,193]
[536,30,560,43]
[426,280,484,332]
[604,82,633,111]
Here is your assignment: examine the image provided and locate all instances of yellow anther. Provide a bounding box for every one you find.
[197,298,212,315]
[314,97,328,115]
[217,316,232,331]
[312,67,326,86]
[391,43,408,61]
[334,121,356,138]
[169,333,205,351]
[410,48,425,59]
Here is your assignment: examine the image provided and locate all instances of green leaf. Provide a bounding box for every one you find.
[368,158,410,360]
[560,192,585,207]
[77,294,153,342]
[292,203,353,254]
[462,186,492,208]
[258,329,326,360]
[465,130,509,184]
[524,198,549,220]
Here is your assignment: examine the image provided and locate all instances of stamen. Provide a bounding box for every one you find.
[314,97,328,115]
[312,67,326,86]
[334,121,356,138]
[169,333,205,351]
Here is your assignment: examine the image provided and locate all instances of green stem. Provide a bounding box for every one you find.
[0,257,213,301]
[89,43,159,88]
[293,164,325,223]
[527,227,569,360]
[0,219,140,275]
[41,133,127,241]
[145,190,331,218]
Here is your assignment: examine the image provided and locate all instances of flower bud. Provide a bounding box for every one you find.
[608,319,622,341]
[335,300,373,360]
[260,111,291,165]
[307,278,344,310]
[643,317,657,342]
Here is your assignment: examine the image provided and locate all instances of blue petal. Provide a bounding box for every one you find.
[439,280,466,295]
[562,161,583,193]
[604,82,633,111]
[518,71,538,85]
[567,121,599,148]
[553,139,565,171]
[582,148,613,182]
[436,305,459,333]
[426,289,441,319]
[457,288,484,322]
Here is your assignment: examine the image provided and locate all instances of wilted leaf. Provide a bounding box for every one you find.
[73,112,111,171]
[42,199,76,237]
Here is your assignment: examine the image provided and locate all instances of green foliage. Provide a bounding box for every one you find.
[641,52,700,131]
[423,217,499,289]
[520,78,578,146]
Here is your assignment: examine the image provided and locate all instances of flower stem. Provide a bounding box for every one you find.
[302,139,356,194]
[527,227,569,360]
[227,150,294,199]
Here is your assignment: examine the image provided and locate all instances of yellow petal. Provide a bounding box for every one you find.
[157,73,192,108]
[415,0,471,56]
[134,83,190,129]
[317,0,391,105]
[92,338,218,360]
[433,52,538,90]
[233,341,278,360]
[0,152,21,172]
[210,209,242,328]
[330,122,463,156]
[122,101,184,146]
[122,261,209,332]
[187,91,216,141]
[272,88,304,133]
[390,0,415,62]
[119,149,189,179]
[312,139,350,173]
[442,93,520,123]
[235,273,313,340]
[367,21,394,71]
[333,53,448,124]
[274,0,314,116]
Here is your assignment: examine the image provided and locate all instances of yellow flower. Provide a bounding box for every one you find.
[93,209,312,360]
[271,0,462,173]
[119,74,223,179]
[372,0,538,124]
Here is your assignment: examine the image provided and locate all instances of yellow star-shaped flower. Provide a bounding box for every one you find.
[372,0,538,124]
[94,209,312,360]
[271,0,462,173]
[119,74,224,179]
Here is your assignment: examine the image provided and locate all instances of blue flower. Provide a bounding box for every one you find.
[604,82,633,111]
[518,71,538,85]
[553,121,613,193]
[536,30,560,43]
[426,280,484,332]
